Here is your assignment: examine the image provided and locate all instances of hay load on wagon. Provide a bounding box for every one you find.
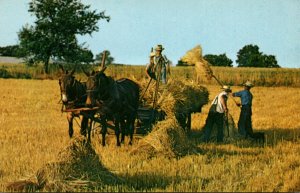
[139,79,209,126]
[140,79,209,114]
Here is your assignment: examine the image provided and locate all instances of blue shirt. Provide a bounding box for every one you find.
[233,90,253,106]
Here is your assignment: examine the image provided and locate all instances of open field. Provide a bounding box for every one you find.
[1,63,300,87]
[0,77,299,192]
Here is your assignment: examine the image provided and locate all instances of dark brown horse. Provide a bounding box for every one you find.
[83,67,140,146]
[58,65,91,141]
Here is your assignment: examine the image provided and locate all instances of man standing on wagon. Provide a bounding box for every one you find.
[147,44,170,84]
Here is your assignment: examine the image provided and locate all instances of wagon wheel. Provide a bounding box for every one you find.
[90,113,115,137]
[91,116,102,138]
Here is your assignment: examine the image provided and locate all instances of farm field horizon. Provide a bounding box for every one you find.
[0,76,300,192]
[1,63,300,87]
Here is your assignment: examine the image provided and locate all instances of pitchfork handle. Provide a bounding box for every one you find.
[140,78,153,102]
[212,75,240,107]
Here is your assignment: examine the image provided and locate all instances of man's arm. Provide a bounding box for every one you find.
[220,95,228,113]
[232,91,243,97]
[230,92,241,106]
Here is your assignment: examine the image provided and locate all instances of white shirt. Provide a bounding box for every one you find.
[211,91,228,113]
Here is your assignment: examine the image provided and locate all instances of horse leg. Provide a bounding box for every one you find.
[80,115,90,142]
[87,118,93,143]
[128,116,135,146]
[114,116,121,146]
[100,116,107,146]
[120,118,126,144]
[80,115,87,136]
[67,113,74,138]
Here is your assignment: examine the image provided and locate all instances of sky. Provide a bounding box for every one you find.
[0,0,299,68]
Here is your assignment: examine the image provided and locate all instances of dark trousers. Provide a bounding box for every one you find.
[204,111,224,142]
[238,105,253,138]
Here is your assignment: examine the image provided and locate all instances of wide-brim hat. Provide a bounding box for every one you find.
[243,80,254,87]
[221,85,232,92]
[155,44,164,51]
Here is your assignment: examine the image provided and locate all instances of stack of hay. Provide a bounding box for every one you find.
[132,79,209,158]
[202,113,240,142]
[130,118,197,158]
[140,79,209,118]
[7,136,122,192]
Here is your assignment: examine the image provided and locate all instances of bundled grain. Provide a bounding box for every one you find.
[130,118,196,158]
[180,45,214,81]
[7,136,122,192]
[202,113,239,142]
[180,45,202,65]
[133,79,208,158]
[140,79,209,118]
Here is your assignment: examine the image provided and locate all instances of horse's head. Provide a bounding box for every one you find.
[82,67,108,107]
[58,65,76,104]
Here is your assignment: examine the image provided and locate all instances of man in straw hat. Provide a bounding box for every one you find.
[232,80,254,139]
[203,85,232,143]
[151,44,171,84]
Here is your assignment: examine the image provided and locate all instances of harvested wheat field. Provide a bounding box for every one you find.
[0,78,300,192]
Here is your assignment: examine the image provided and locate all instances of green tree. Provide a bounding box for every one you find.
[66,47,94,65]
[261,55,280,68]
[236,44,280,68]
[0,45,26,57]
[203,53,233,67]
[176,59,189,66]
[18,0,109,73]
[95,50,114,66]
[236,44,262,67]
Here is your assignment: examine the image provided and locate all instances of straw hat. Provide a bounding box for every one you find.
[221,85,232,92]
[243,80,254,87]
[154,44,164,51]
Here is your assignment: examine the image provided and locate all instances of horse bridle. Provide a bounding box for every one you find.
[59,77,85,111]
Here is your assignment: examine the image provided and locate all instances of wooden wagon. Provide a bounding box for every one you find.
[63,103,193,139]
[62,104,168,136]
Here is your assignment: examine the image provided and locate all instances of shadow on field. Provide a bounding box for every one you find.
[119,172,177,191]
[262,128,300,146]
[188,127,300,153]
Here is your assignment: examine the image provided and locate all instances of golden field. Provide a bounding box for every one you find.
[0,75,300,192]
[1,63,300,87]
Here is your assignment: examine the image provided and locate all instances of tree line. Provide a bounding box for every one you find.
[0,0,280,74]
[177,44,280,68]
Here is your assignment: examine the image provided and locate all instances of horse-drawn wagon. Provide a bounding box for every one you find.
[58,59,208,146]
[62,103,166,137]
